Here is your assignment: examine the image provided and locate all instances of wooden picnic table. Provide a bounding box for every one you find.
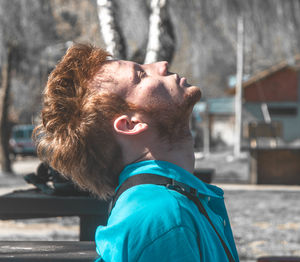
[0,189,109,241]
[249,147,300,185]
[0,241,99,261]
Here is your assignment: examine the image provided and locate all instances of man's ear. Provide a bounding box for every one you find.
[113,115,148,135]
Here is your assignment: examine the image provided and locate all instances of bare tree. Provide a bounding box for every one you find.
[96,0,124,58]
[0,0,21,173]
[0,46,13,173]
[0,0,58,173]
[144,0,167,64]
[96,0,174,63]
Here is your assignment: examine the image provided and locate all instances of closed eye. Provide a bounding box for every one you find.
[137,70,147,79]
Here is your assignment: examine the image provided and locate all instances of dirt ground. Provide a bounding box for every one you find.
[0,154,299,262]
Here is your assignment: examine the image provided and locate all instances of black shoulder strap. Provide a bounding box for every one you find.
[109,174,235,262]
[108,174,172,215]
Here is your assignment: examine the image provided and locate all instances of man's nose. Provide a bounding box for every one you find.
[157,61,168,75]
[143,61,168,76]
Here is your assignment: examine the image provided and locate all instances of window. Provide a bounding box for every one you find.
[268,106,298,116]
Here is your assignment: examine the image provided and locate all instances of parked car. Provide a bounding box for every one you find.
[9,124,36,157]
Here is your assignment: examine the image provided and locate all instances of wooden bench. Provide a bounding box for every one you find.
[0,241,99,261]
[0,189,109,241]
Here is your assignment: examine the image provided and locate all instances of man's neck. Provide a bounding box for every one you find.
[132,135,195,174]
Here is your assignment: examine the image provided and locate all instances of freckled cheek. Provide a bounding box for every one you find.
[152,83,173,100]
[140,80,167,95]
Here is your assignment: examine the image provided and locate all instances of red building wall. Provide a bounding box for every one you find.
[244,68,298,102]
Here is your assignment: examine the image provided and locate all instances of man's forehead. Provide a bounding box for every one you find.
[100,60,119,72]
[102,60,134,70]
[92,60,136,94]
[101,60,137,83]
[90,61,121,90]
[94,60,125,81]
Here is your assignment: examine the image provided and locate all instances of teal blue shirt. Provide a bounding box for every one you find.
[95,160,239,262]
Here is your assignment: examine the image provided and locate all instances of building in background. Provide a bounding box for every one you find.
[193,55,300,151]
[228,55,300,144]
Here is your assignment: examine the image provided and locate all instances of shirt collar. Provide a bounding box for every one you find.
[118,160,223,199]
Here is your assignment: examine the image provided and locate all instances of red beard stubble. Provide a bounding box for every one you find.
[137,87,202,144]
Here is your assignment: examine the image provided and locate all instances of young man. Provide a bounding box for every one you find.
[34,44,239,261]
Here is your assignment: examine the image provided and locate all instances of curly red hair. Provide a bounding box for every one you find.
[34,43,131,199]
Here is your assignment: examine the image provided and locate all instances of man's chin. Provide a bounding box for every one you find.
[184,86,202,109]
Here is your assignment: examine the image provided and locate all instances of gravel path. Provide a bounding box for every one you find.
[225,189,300,262]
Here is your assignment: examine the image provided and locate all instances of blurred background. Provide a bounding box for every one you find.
[0,0,300,261]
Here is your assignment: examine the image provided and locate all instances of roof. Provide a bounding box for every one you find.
[228,54,300,95]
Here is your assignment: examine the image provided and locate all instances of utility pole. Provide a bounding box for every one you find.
[203,102,210,156]
[234,16,244,157]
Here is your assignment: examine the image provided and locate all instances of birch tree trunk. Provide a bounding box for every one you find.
[0,46,13,173]
[96,0,124,58]
[144,0,166,64]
